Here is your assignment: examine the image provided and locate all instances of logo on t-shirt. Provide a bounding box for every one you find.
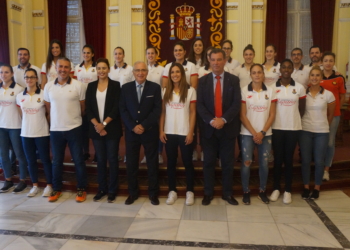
[249,104,267,112]
[92,69,95,72]
[276,89,281,93]
[21,99,25,102]
[247,95,253,99]
[23,108,39,114]
[37,98,41,103]
[273,68,276,73]
[278,99,296,106]
[332,81,337,85]
[0,101,12,107]
[292,89,296,94]
[10,92,14,96]
[169,102,185,109]
[265,94,269,100]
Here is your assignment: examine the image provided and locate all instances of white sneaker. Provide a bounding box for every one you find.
[185,191,194,206]
[27,186,39,197]
[323,171,330,181]
[166,191,177,205]
[42,185,53,197]
[141,156,146,164]
[159,154,163,164]
[269,190,280,202]
[192,150,198,161]
[201,151,204,161]
[283,191,292,204]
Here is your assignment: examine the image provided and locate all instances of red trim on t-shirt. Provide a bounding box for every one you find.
[190,73,198,76]
[41,72,46,75]
[162,76,168,78]
[190,100,196,103]
[271,99,277,103]
[299,95,306,99]
[241,100,246,103]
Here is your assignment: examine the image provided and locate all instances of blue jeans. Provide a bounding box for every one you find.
[325,116,340,167]
[50,126,87,190]
[299,131,329,186]
[241,135,272,193]
[22,136,52,184]
[0,128,27,180]
[92,138,120,194]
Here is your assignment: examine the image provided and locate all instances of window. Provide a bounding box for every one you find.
[66,0,85,65]
[286,0,313,65]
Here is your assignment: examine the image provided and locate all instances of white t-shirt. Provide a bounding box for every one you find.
[96,88,107,123]
[108,63,134,85]
[291,65,309,89]
[147,64,164,85]
[225,58,240,74]
[13,64,42,88]
[233,64,252,88]
[272,80,306,130]
[301,87,335,133]
[44,78,86,131]
[263,62,281,86]
[241,83,277,136]
[163,60,198,85]
[0,82,24,129]
[162,86,196,136]
[41,61,75,82]
[16,88,49,137]
[74,62,98,87]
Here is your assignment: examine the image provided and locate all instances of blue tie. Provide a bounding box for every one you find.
[137,84,143,103]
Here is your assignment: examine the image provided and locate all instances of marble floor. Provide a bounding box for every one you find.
[0,188,350,250]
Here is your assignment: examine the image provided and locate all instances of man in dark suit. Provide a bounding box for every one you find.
[120,61,162,205]
[197,48,241,206]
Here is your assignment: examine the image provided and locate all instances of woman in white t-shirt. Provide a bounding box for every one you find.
[0,64,28,193]
[162,41,198,89]
[269,59,306,204]
[41,39,74,89]
[240,64,277,205]
[187,39,205,69]
[300,66,335,200]
[262,44,280,86]
[221,39,240,74]
[74,44,98,162]
[108,47,134,86]
[160,62,196,206]
[17,68,52,197]
[233,44,255,88]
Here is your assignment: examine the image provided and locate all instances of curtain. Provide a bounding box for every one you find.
[310,0,335,52]
[48,0,68,47]
[0,0,10,64]
[81,0,106,60]
[265,0,287,62]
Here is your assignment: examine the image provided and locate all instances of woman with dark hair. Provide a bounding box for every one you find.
[269,59,306,204]
[233,44,255,88]
[300,66,335,200]
[187,39,205,69]
[320,52,346,181]
[74,44,98,162]
[16,68,53,197]
[160,62,196,206]
[85,58,123,203]
[108,46,134,86]
[221,39,240,74]
[41,39,74,89]
[0,64,28,193]
[240,64,277,205]
[262,44,280,86]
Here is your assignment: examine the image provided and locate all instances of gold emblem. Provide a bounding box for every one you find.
[37,98,41,103]
[171,4,196,41]
[10,92,14,96]
[332,81,337,85]
[92,69,95,72]
[265,94,269,100]
[292,89,296,94]
[273,68,276,73]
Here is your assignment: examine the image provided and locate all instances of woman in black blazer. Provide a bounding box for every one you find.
[85,58,123,203]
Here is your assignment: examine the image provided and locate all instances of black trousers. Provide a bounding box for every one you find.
[272,129,300,192]
[165,134,194,192]
[125,132,159,196]
[201,129,235,196]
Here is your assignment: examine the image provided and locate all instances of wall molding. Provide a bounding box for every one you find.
[109,23,119,26]
[227,20,239,23]
[10,1,23,12]
[33,26,45,30]
[32,10,44,17]
[10,19,22,25]
[108,6,119,14]
[252,2,264,10]
[340,0,350,8]
[252,19,263,23]
[227,2,238,10]
[132,22,143,25]
[131,5,143,12]
[339,18,350,22]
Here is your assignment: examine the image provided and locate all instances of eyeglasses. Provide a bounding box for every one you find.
[291,53,302,57]
[24,76,37,80]
[133,69,148,73]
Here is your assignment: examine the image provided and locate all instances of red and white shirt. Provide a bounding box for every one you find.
[41,61,75,82]
[162,86,196,136]
[163,60,198,85]
[241,83,277,136]
[272,79,306,130]
[74,61,98,87]
[0,82,24,129]
[16,88,49,137]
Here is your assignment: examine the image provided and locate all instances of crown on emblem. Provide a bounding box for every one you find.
[176,4,195,16]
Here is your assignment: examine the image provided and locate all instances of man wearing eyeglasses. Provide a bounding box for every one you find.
[290,48,309,89]
[13,48,41,88]
[119,61,162,205]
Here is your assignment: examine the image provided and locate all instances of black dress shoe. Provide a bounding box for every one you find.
[149,195,159,205]
[125,195,138,205]
[222,195,239,205]
[202,195,213,206]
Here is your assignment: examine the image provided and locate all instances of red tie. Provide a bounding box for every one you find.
[215,75,222,117]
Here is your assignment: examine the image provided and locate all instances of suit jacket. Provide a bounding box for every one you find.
[85,78,123,140]
[197,71,241,139]
[119,80,162,139]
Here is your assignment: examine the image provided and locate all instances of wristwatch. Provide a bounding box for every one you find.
[260,130,266,136]
[102,121,107,127]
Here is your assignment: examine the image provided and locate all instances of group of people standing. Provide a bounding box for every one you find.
[0,38,346,207]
